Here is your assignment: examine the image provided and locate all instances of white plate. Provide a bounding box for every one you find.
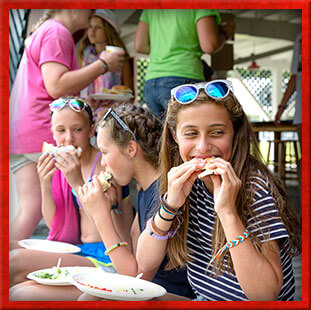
[18,239,81,254]
[71,271,167,301]
[89,93,133,101]
[27,266,98,286]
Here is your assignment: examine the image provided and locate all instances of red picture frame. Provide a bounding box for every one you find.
[1,1,310,309]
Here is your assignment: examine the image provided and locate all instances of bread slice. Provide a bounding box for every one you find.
[97,171,113,192]
[111,85,132,94]
[42,142,82,158]
[198,157,215,179]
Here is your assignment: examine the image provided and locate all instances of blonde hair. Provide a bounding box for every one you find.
[78,16,129,65]
[29,9,60,35]
[161,91,301,274]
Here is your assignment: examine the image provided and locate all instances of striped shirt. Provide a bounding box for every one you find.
[186,175,295,301]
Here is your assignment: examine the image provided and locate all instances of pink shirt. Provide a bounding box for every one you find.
[9,19,79,154]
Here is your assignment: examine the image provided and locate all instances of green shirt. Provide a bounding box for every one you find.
[140,9,221,81]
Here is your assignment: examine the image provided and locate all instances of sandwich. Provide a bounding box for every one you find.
[101,85,132,95]
[198,157,216,179]
[97,171,113,192]
[42,142,83,158]
[111,85,132,94]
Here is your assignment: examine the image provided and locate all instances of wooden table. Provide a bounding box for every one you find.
[251,121,298,182]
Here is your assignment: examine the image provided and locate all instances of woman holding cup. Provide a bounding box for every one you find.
[78,9,134,123]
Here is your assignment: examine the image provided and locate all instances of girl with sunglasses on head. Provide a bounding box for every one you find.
[76,103,196,300]
[9,97,132,301]
[9,9,125,244]
[136,80,301,301]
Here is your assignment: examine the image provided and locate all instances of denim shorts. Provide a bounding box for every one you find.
[10,153,41,173]
[144,77,202,119]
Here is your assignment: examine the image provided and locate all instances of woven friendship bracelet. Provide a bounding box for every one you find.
[104,241,128,255]
[210,230,249,263]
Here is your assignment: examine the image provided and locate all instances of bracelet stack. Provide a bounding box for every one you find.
[159,193,183,220]
[210,230,249,263]
[146,217,173,240]
[104,241,128,255]
[146,193,185,240]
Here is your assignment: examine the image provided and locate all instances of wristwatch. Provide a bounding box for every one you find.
[99,58,108,73]
[111,202,122,214]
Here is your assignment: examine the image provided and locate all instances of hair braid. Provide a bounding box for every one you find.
[97,104,163,169]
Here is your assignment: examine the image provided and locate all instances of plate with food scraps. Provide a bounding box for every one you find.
[71,271,167,301]
[18,239,81,254]
[27,266,98,286]
[89,93,133,101]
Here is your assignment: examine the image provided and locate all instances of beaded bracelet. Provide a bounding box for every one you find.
[160,193,183,215]
[146,218,173,240]
[147,212,185,240]
[210,230,249,263]
[104,241,128,255]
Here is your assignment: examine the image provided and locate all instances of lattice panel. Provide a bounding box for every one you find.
[236,67,273,116]
[136,58,149,105]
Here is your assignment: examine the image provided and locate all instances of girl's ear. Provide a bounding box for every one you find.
[126,140,138,158]
[170,127,178,144]
[89,124,95,139]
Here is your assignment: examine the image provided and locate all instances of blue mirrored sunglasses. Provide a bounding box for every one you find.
[49,98,87,112]
[102,108,137,142]
[171,80,233,104]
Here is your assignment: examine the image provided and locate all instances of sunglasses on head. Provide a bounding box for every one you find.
[49,98,88,112]
[102,108,137,142]
[171,80,233,104]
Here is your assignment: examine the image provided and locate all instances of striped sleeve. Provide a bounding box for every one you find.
[246,176,289,243]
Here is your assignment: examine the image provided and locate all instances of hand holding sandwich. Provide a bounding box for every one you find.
[166,158,206,210]
[53,149,84,192]
[78,173,117,221]
[207,157,242,218]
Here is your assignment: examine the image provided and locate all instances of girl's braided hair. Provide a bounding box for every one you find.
[97,103,163,169]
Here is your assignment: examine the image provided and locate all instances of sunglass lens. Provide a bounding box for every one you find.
[50,99,65,110]
[205,81,229,99]
[70,100,85,111]
[175,85,197,103]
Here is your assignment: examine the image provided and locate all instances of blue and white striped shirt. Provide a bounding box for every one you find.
[186,175,295,301]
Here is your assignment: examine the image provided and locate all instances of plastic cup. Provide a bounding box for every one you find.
[105,45,124,53]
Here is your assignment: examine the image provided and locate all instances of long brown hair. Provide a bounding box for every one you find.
[161,90,301,273]
[77,16,129,65]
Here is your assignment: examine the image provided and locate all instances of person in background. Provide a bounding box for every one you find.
[77,104,195,300]
[136,80,301,301]
[274,32,302,207]
[9,9,124,244]
[9,97,132,300]
[134,9,235,119]
[78,9,134,124]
